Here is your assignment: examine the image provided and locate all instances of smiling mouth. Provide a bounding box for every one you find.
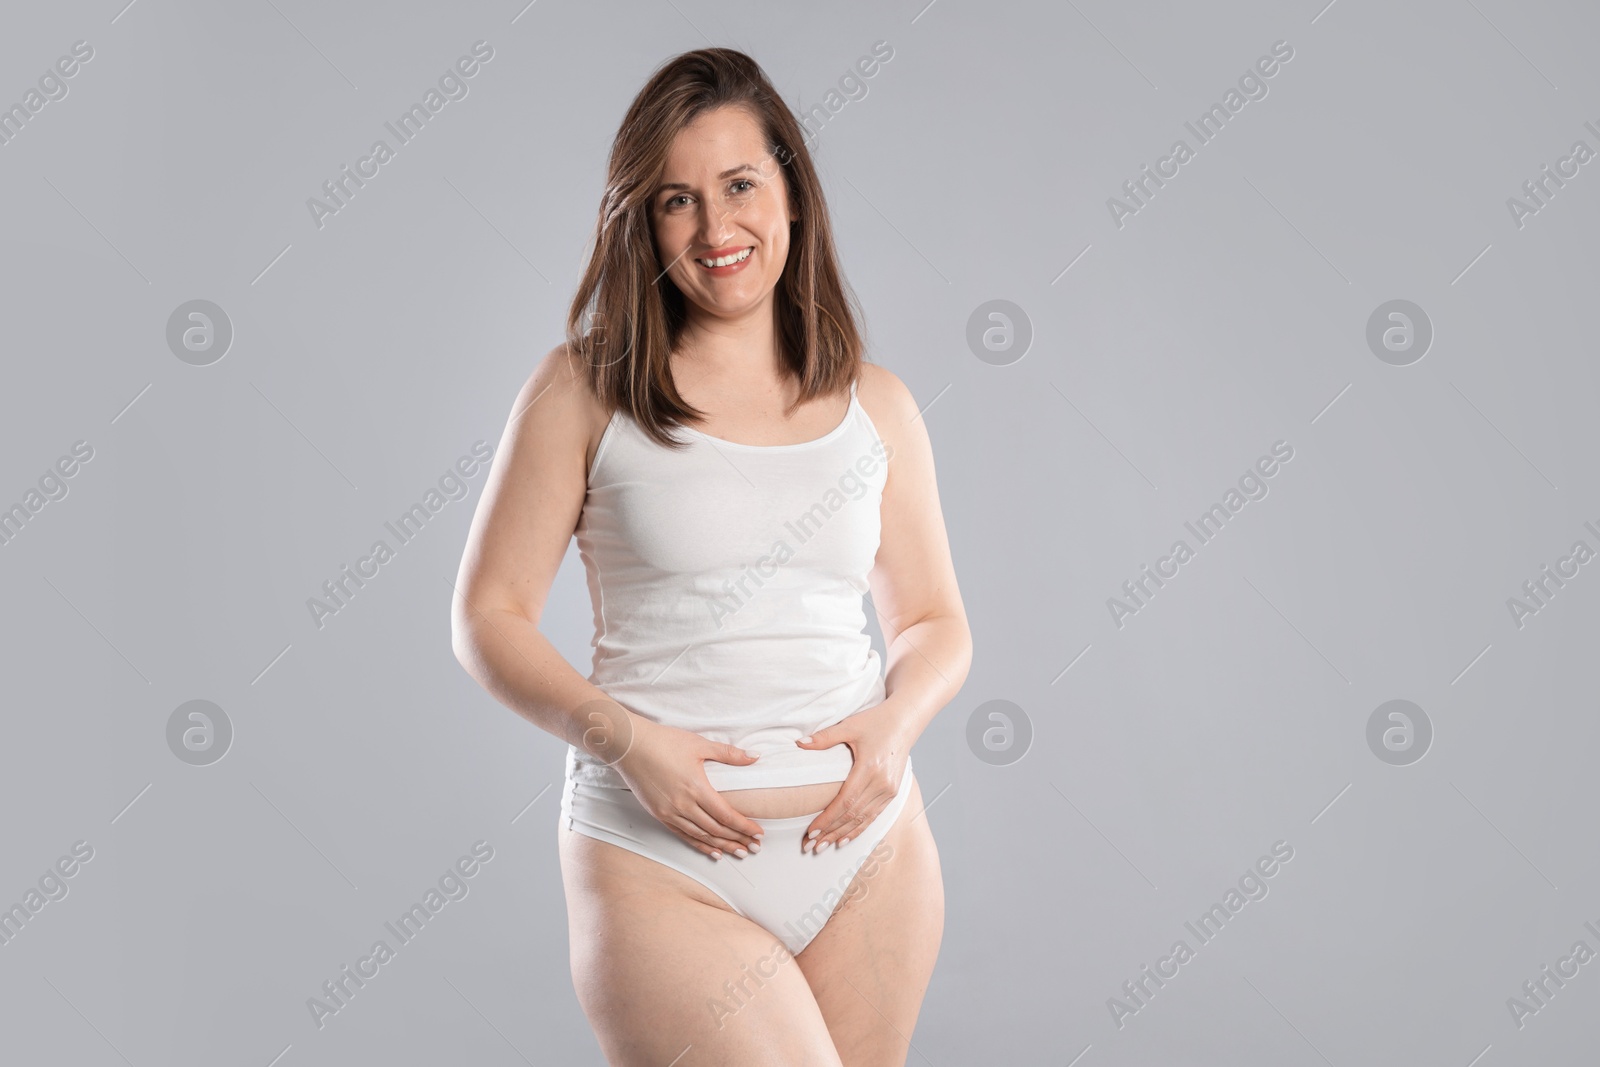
[695,246,753,268]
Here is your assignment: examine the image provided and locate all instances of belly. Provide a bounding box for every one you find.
[718,780,843,819]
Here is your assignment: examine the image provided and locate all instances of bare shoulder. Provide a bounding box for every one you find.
[455,342,610,625]
[512,342,613,476]
[854,361,927,461]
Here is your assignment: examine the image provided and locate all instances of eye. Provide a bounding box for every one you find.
[664,193,692,210]
[730,179,755,194]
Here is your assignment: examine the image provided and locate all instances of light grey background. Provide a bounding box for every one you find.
[3,0,1597,1064]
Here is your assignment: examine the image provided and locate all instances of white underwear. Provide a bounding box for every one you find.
[559,756,916,956]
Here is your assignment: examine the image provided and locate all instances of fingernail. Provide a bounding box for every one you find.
[797,735,812,744]
[807,828,820,838]
[710,850,721,860]
[744,750,760,759]
[839,837,851,847]
[734,848,748,858]
[748,841,761,853]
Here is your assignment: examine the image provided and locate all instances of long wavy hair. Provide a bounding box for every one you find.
[564,47,868,450]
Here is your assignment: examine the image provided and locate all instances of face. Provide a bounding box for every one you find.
[650,105,797,326]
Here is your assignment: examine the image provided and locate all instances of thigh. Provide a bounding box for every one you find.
[794,774,945,1067]
[558,823,846,1067]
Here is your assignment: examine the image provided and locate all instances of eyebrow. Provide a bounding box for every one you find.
[656,163,758,194]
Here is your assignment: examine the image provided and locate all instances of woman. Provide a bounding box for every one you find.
[451,47,971,1066]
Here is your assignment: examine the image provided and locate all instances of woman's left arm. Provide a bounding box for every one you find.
[794,365,973,852]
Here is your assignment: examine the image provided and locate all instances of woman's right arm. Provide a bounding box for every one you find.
[449,345,765,858]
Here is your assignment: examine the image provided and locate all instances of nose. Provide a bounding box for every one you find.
[696,198,735,249]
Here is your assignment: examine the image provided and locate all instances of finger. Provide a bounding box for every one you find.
[795,729,844,750]
[697,794,767,846]
[666,813,746,858]
[683,802,762,854]
[807,791,883,852]
[634,781,757,857]
[674,812,745,856]
[802,784,861,850]
[688,796,761,857]
[820,809,875,852]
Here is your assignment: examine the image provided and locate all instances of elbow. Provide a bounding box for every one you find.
[450,626,473,668]
[953,617,975,689]
[915,609,973,692]
[450,619,479,674]
[449,597,538,673]
[450,598,490,672]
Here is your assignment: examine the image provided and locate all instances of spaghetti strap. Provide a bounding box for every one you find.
[570,355,889,793]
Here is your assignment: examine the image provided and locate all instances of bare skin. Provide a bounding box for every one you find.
[549,362,951,1066]
[452,103,968,1065]
[559,771,944,1067]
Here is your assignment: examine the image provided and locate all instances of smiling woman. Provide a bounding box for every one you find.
[450,45,970,1067]
[644,125,801,365]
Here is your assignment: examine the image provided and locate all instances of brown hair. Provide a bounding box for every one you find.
[563,47,868,449]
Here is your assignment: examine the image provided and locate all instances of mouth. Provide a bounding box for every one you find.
[694,246,754,269]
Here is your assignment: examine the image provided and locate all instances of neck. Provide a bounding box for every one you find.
[676,301,786,386]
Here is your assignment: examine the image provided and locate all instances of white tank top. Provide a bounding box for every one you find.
[568,377,890,791]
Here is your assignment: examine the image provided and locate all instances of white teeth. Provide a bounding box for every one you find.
[697,247,752,268]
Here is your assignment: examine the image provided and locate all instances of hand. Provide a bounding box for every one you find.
[613,718,768,860]
[793,702,911,854]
